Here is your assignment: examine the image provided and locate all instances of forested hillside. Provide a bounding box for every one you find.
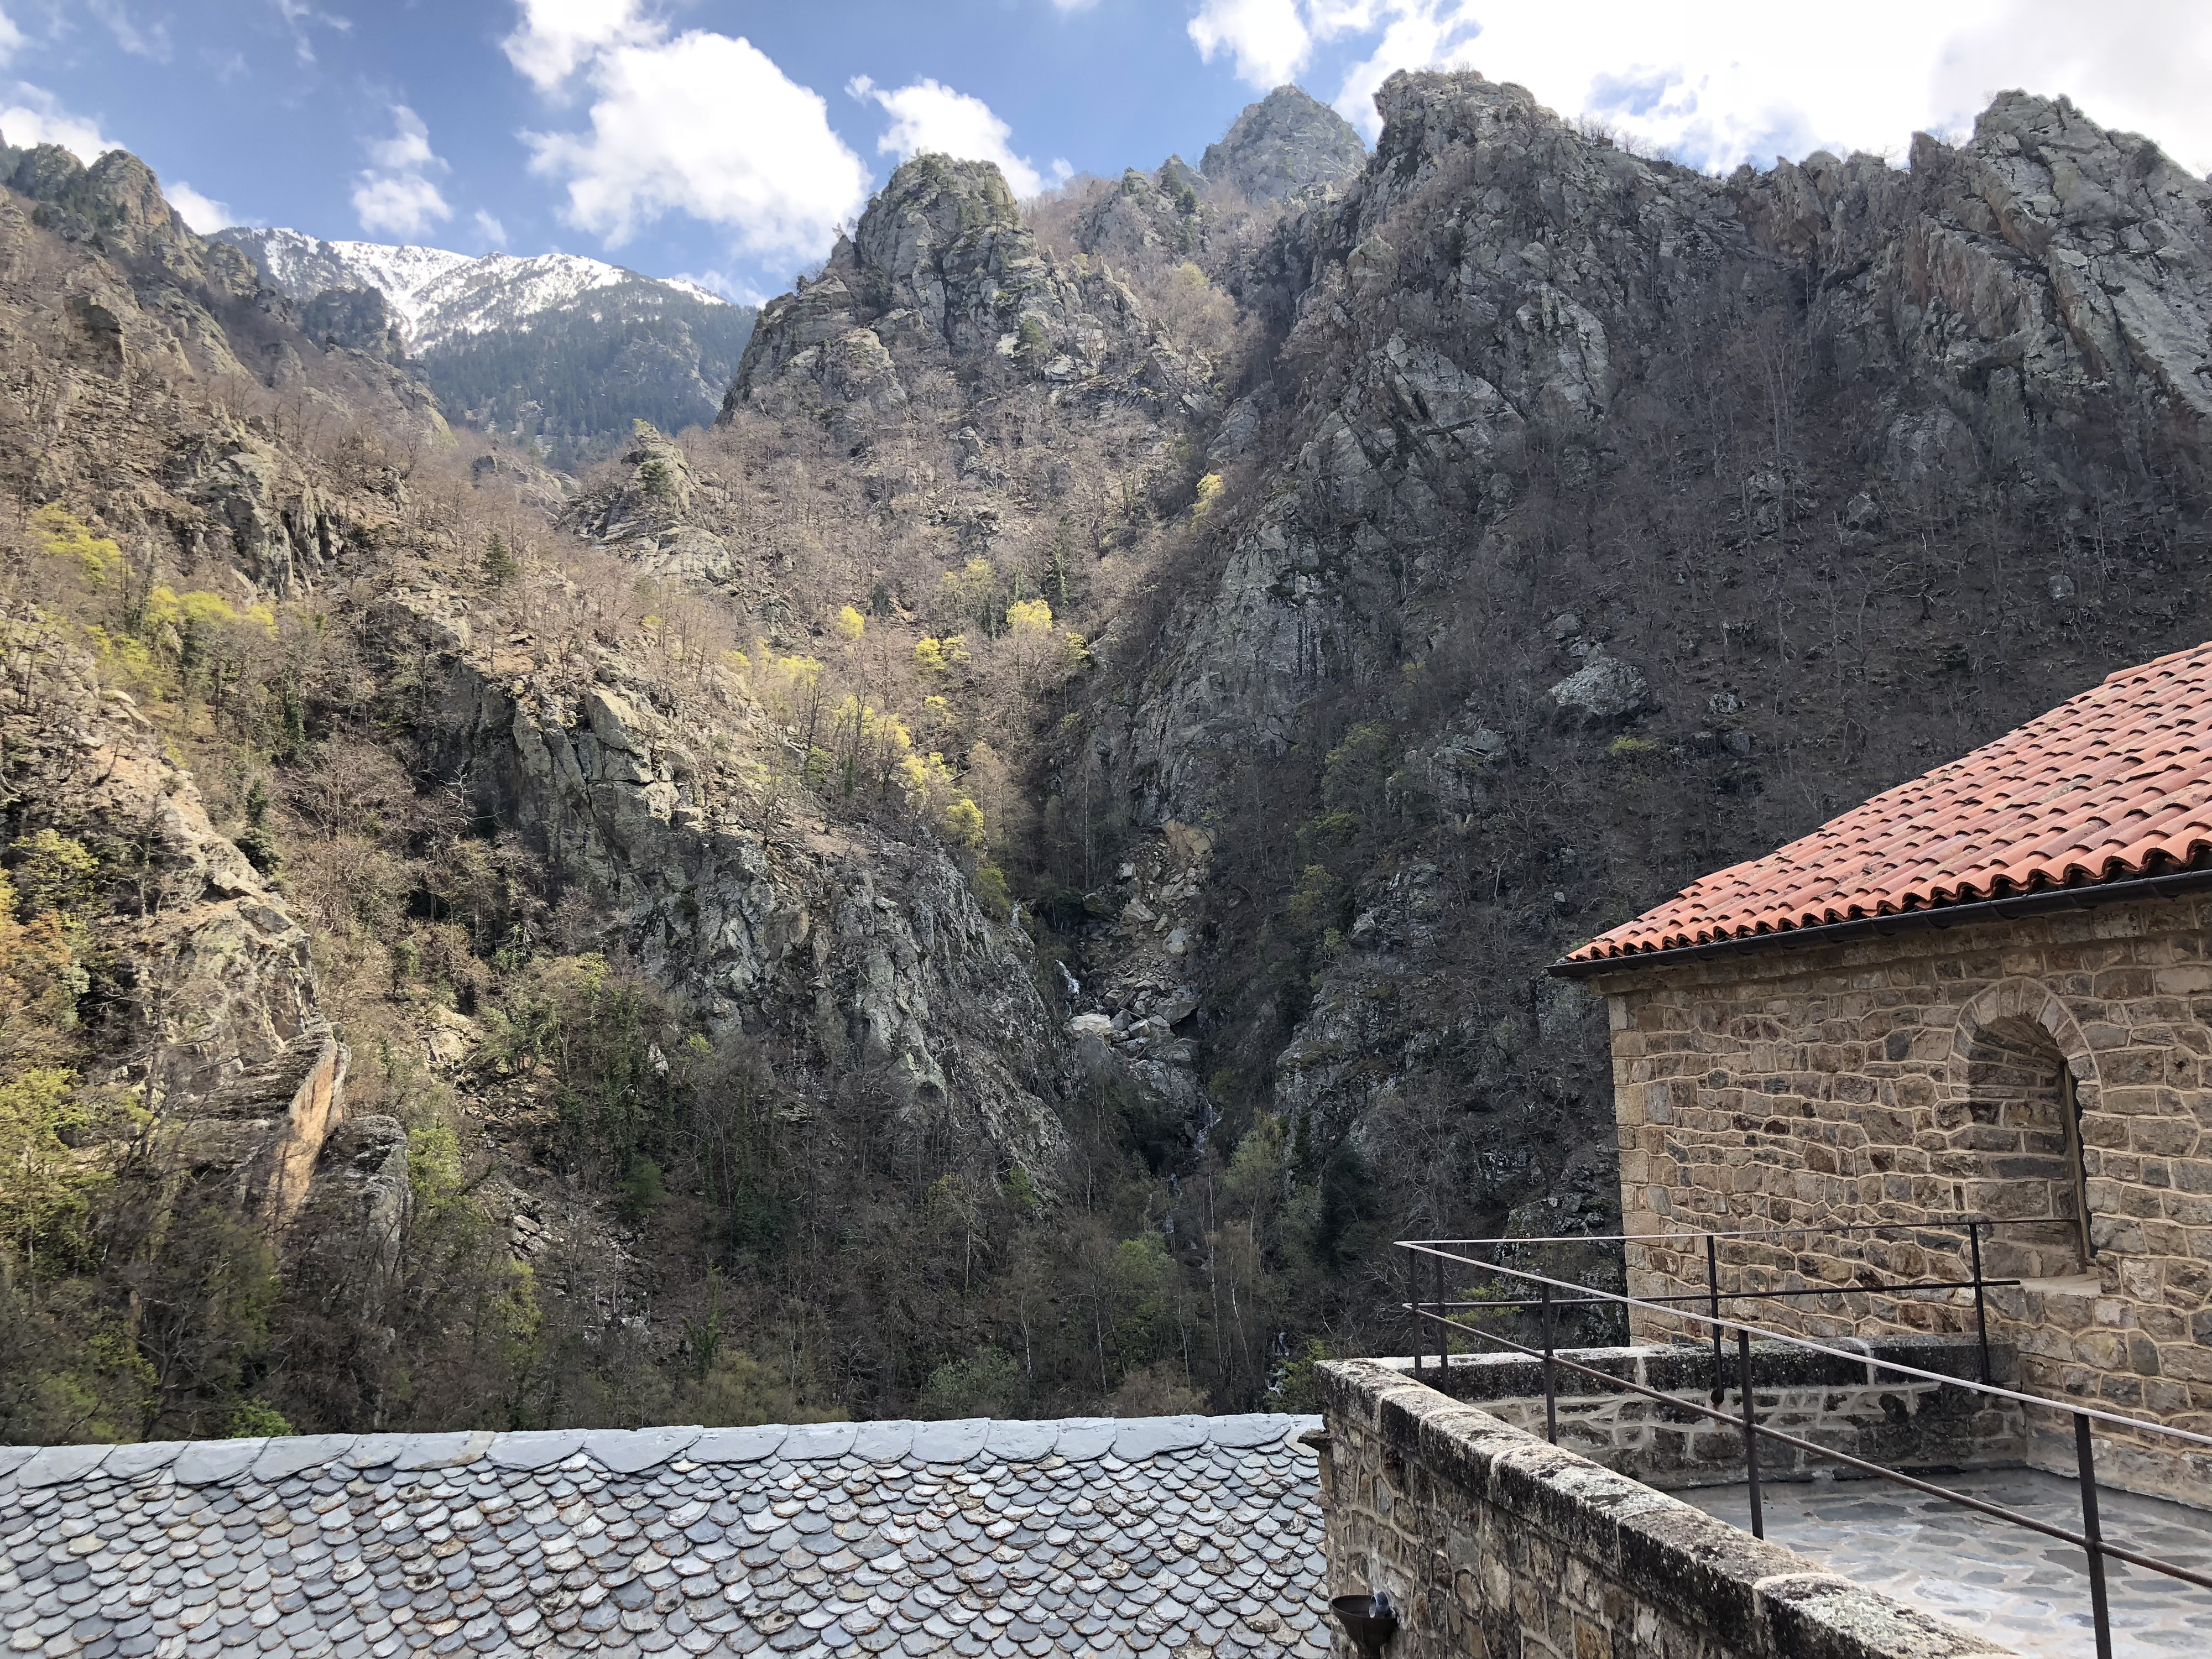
[3,76,2210,1442]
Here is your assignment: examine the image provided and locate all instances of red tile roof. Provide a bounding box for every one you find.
[1566,641,2212,964]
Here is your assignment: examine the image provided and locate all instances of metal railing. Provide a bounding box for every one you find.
[1396,1221,2212,1659]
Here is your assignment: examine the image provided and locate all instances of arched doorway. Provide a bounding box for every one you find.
[1957,1014,2093,1277]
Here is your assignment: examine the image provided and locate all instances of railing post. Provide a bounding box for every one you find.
[1707,1232,1725,1405]
[2075,1413,2113,1659]
[1435,1249,1449,1376]
[1969,1221,1991,1385]
[1541,1279,1558,1444]
[1737,1325,1764,1540]
[1408,1248,1422,1376]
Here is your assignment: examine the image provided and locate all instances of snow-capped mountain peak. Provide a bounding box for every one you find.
[213,229,726,349]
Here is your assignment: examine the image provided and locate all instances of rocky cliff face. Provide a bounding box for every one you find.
[1743,90,2212,494]
[1058,70,2212,1233]
[11,72,2212,1437]
[1201,85,1368,204]
[384,591,1066,1170]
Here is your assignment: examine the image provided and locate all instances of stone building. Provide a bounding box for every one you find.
[1553,641,2212,1488]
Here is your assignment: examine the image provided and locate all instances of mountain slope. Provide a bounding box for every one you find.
[217,228,757,463]
[9,75,2212,1446]
[208,227,472,330]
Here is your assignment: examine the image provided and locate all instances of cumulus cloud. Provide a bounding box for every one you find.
[167,181,233,232]
[0,11,23,68]
[351,105,453,239]
[849,75,1051,198]
[473,208,509,248]
[502,0,651,92]
[1188,0,2212,176]
[519,20,868,260]
[1188,0,1312,89]
[0,85,117,160]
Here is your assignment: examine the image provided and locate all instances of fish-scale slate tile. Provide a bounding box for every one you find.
[0,1418,1324,1659]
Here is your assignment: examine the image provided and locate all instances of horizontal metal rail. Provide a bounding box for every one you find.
[1399,1241,2212,1451]
[1428,1276,2021,1314]
[1413,1214,2079,1247]
[1399,1298,2212,1595]
[1397,1228,2212,1659]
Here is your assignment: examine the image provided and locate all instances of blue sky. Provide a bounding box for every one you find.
[2,1,2208,304]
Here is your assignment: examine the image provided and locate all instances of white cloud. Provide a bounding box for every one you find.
[351,105,453,239]
[1188,0,1312,89]
[676,269,769,306]
[521,27,868,260]
[1191,1,2212,177]
[1933,0,2212,174]
[90,1,171,62]
[0,11,23,68]
[168,181,233,232]
[502,0,651,92]
[849,75,1048,198]
[270,0,350,66]
[0,85,117,161]
[473,208,509,248]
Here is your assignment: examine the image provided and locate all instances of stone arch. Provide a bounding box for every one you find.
[1950,978,2097,1277]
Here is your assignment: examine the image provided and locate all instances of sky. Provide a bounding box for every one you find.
[1,0,2208,304]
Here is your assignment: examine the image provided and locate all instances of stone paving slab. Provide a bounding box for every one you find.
[0,1415,1325,1659]
[1686,1469,2212,1659]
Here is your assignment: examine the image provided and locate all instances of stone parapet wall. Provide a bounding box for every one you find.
[1317,1358,2011,1659]
[1584,895,2212,1473]
[1373,1335,2023,1489]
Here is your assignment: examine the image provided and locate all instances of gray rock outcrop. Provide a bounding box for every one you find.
[723,154,1197,427]
[389,597,1068,1172]
[1201,86,1368,204]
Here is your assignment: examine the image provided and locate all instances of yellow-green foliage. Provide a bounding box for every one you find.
[941,796,986,849]
[12,830,100,921]
[971,864,1012,920]
[1193,473,1225,514]
[33,505,125,588]
[833,605,867,641]
[1005,598,1052,635]
[914,634,971,674]
[0,857,92,1057]
[0,1066,101,1270]
[938,558,999,630]
[144,585,276,640]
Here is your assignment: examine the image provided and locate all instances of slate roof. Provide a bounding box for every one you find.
[1567,640,2212,963]
[0,1416,1326,1659]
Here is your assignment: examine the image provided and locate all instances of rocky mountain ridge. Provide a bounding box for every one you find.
[7,75,2212,1442]
[216,228,729,347]
[219,227,755,463]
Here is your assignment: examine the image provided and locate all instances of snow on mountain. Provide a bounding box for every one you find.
[213,228,726,349]
[408,253,633,349]
[214,228,472,330]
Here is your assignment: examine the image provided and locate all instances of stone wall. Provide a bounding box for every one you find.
[1378,1334,2022,1489]
[1581,895,2212,1498]
[1317,1358,2011,1659]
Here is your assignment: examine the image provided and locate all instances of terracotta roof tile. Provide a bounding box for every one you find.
[1567,640,2212,964]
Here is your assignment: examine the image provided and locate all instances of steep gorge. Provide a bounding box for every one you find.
[3,72,2211,1440]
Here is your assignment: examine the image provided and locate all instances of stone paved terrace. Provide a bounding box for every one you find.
[1687,1470,2212,1658]
[0,1416,1326,1659]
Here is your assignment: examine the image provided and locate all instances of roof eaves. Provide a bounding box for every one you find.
[1547,864,2212,980]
